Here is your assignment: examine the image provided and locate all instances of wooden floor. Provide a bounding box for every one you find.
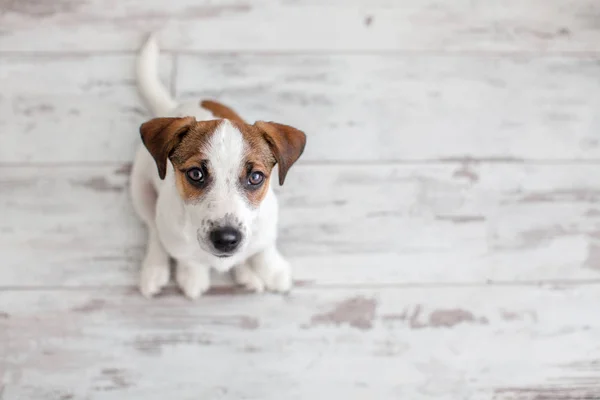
[2,1,600,399]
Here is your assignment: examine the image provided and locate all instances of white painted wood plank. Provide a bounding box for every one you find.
[1,0,598,52]
[177,54,600,162]
[2,54,599,163]
[0,55,172,163]
[2,164,599,286]
[2,286,600,399]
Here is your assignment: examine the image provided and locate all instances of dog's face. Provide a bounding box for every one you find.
[140,115,306,258]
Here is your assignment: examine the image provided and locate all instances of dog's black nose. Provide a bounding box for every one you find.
[210,227,242,253]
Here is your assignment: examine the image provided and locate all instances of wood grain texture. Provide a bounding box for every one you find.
[2,54,599,163]
[2,286,600,399]
[2,163,599,286]
[0,55,172,163]
[2,1,599,396]
[176,54,600,162]
[1,0,599,52]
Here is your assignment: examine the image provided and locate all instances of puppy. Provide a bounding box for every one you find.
[130,35,306,298]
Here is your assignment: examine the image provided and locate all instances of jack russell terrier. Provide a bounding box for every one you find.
[130,35,306,298]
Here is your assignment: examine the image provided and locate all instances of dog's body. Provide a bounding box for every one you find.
[131,36,305,298]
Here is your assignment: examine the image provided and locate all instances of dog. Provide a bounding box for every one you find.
[130,35,306,298]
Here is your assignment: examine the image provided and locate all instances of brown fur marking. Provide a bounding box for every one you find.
[200,100,246,124]
[139,113,306,207]
[231,120,276,207]
[170,120,222,202]
[140,116,196,179]
[254,121,306,185]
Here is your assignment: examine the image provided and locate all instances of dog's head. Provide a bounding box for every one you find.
[139,112,306,258]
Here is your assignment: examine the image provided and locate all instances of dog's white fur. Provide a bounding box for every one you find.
[131,35,292,298]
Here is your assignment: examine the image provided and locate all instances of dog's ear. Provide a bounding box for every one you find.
[140,116,196,179]
[255,121,306,185]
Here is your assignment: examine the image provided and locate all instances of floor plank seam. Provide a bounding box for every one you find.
[1,50,600,57]
[1,280,600,293]
[4,159,600,168]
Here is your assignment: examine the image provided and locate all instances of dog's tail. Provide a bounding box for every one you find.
[136,34,177,116]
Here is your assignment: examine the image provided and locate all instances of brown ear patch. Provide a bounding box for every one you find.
[200,100,246,124]
[139,117,196,179]
[254,121,306,185]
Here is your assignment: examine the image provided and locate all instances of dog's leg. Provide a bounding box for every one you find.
[139,227,171,297]
[233,263,265,293]
[131,150,171,297]
[239,245,292,293]
[176,260,211,299]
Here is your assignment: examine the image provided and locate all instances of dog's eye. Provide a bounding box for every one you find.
[248,171,264,186]
[186,168,204,182]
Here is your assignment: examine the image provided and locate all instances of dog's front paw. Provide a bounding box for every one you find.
[233,263,265,293]
[250,249,293,293]
[139,263,170,298]
[261,259,293,292]
[176,262,211,299]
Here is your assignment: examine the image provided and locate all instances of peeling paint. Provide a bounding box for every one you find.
[293,279,316,287]
[114,164,132,176]
[430,309,477,327]
[383,306,488,329]
[563,360,600,372]
[439,156,525,163]
[95,368,133,391]
[121,106,147,117]
[495,386,600,399]
[381,306,423,328]
[585,242,600,270]
[381,310,409,322]
[72,177,124,193]
[429,309,488,328]
[582,138,599,148]
[309,296,377,331]
[366,210,404,218]
[452,163,479,183]
[500,309,538,323]
[91,255,136,263]
[0,178,36,190]
[72,299,106,313]
[133,333,213,355]
[205,285,247,295]
[435,215,486,223]
[20,103,55,116]
[1,0,83,17]
[408,305,426,329]
[491,225,575,251]
[501,310,520,321]
[133,285,250,297]
[209,285,249,296]
[517,189,600,203]
[519,226,568,248]
[239,316,260,330]
[241,345,261,353]
[184,4,251,18]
